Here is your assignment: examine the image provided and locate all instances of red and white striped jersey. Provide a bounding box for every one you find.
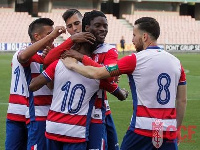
[20,50,52,123]
[90,44,118,123]
[42,60,103,143]
[117,46,186,139]
[7,51,29,122]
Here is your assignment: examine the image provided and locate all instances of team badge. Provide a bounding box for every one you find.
[152,119,163,148]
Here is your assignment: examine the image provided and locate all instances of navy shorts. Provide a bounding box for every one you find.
[27,121,46,150]
[46,139,87,150]
[87,123,107,150]
[105,114,119,150]
[121,130,178,150]
[5,119,27,150]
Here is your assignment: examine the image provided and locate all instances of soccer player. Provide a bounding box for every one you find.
[18,18,95,150]
[45,9,120,150]
[44,9,86,66]
[28,41,128,150]
[17,18,65,150]
[62,17,187,150]
[5,51,29,150]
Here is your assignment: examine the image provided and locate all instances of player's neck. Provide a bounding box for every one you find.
[79,43,92,57]
[144,41,157,50]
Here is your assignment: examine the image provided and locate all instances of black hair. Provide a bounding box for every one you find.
[28,18,54,41]
[134,17,160,40]
[82,10,107,32]
[62,9,82,22]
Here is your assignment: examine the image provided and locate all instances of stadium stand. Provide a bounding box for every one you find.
[0,11,32,43]
[122,11,200,44]
[1,8,200,45]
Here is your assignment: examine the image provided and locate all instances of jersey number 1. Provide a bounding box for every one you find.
[14,66,20,92]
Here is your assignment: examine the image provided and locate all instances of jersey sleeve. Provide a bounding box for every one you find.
[18,51,43,67]
[103,48,118,65]
[44,38,73,66]
[42,60,59,81]
[99,79,118,93]
[117,53,137,74]
[82,55,103,67]
[178,65,186,85]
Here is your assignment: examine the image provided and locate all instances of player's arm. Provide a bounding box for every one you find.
[61,54,136,79]
[100,80,128,101]
[44,32,96,67]
[176,66,187,130]
[29,74,50,91]
[18,26,65,64]
[29,60,58,91]
[61,57,111,79]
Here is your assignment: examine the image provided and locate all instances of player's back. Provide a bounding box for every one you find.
[7,51,29,122]
[129,48,184,139]
[45,60,100,143]
[133,49,181,108]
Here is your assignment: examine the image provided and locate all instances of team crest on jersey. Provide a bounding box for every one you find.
[94,54,99,62]
[152,119,163,148]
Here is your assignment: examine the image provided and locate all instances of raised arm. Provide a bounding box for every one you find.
[44,32,96,66]
[18,26,65,63]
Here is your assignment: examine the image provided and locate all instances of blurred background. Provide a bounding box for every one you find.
[0,0,200,52]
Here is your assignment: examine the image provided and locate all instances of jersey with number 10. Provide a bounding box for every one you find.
[43,60,107,143]
[7,51,29,122]
[117,47,186,139]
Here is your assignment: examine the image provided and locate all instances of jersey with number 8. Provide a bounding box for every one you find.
[117,48,186,139]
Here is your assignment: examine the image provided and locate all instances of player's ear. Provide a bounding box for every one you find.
[33,33,40,41]
[85,25,89,32]
[142,33,148,42]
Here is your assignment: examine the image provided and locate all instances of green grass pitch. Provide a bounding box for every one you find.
[0,52,199,150]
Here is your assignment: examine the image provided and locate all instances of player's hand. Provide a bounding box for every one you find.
[119,88,129,101]
[177,128,181,146]
[70,32,96,45]
[61,49,84,62]
[42,46,52,58]
[114,75,121,83]
[113,88,129,101]
[49,26,66,39]
[61,57,78,70]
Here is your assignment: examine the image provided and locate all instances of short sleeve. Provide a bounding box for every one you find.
[178,65,186,85]
[117,53,137,74]
[42,60,59,81]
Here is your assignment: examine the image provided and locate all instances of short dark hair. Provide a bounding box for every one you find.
[82,10,106,32]
[62,9,82,22]
[134,17,160,40]
[28,18,54,41]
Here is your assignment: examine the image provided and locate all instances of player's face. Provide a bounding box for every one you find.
[35,25,54,47]
[86,16,108,44]
[132,25,144,52]
[65,13,82,35]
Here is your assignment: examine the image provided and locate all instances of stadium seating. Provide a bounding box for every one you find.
[0,11,32,43]
[122,11,200,44]
[1,8,200,45]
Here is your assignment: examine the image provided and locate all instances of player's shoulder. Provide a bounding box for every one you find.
[93,43,116,54]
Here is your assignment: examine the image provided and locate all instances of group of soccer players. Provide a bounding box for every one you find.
[6,9,128,150]
[5,8,187,150]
